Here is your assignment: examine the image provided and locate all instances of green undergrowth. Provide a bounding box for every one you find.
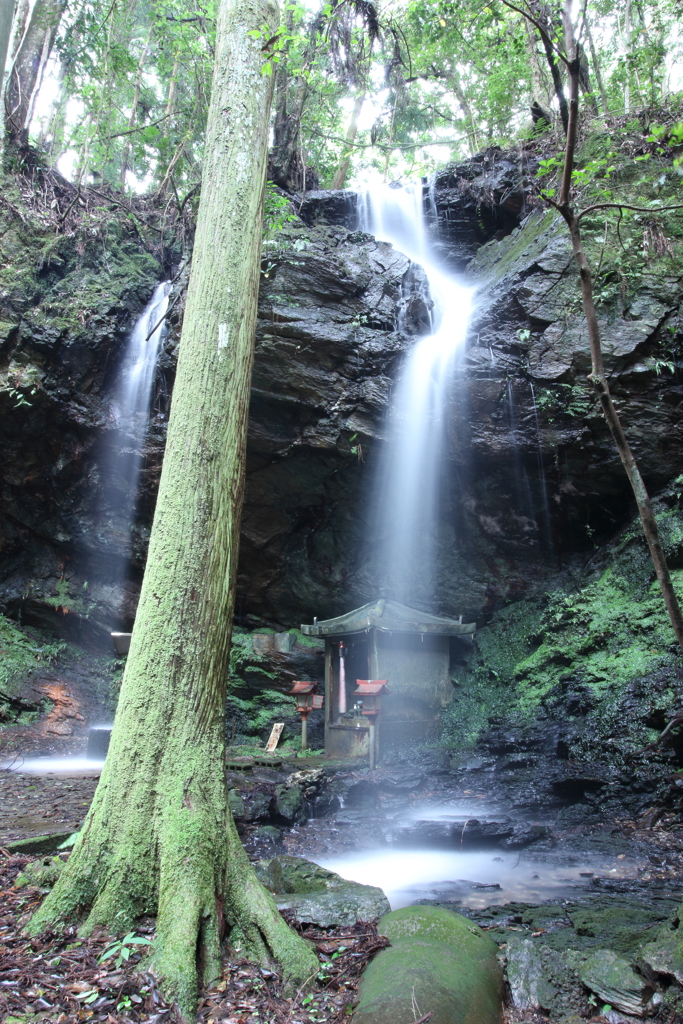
[226,630,297,745]
[0,613,65,707]
[445,497,683,758]
[0,169,162,387]
[546,105,683,311]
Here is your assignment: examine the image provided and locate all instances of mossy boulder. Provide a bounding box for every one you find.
[228,788,272,822]
[274,782,306,824]
[640,903,683,985]
[579,949,651,1015]
[15,855,66,889]
[254,855,389,927]
[353,905,503,1024]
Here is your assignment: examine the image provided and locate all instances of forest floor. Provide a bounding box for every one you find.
[0,851,389,1024]
[4,742,683,1022]
[1,849,655,1024]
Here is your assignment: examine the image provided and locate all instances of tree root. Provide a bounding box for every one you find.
[28,773,318,1022]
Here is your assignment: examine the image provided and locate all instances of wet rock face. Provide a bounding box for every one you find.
[1,148,682,638]
[0,204,168,637]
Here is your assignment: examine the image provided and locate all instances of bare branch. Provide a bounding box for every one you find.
[578,201,683,221]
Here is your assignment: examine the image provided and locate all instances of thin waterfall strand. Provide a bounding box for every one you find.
[97,281,171,626]
[108,281,171,559]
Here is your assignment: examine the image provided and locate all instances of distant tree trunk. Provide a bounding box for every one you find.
[0,0,13,89]
[553,4,683,655]
[28,0,318,1019]
[577,43,598,112]
[523,14,553,114]
[331,89,364,189]
[165,51,180,119]
[4,0,66,143]
[269,72,309,190]
[622,0,631,113]
[541,26,568,132]
[120,23,153,186]
[451,68,479,155]
[584,16,609,114]
[530,2,569,133]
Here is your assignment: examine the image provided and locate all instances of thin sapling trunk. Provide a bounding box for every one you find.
[551,3,683,653]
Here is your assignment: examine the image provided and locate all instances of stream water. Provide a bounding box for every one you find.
[359,183,473,604]
[318,846,642,910]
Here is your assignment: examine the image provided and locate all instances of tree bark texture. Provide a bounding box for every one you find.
[28,0,318,1017]
[556,6,683,654]
[4,0,65,142]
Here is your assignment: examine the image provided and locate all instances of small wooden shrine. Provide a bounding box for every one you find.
[301,598,476,761]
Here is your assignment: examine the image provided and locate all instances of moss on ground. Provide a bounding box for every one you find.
[444,500,683,757]
[226,631,297,745]
[0,614,65,706]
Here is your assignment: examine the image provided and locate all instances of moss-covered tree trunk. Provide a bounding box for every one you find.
[28,0,318,1017]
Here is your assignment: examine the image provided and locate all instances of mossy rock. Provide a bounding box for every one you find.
[255,855,389,927]
[15,855,65,889]
[353,905,503,1024]
[640,906,683,986]
[274,783,306,824]
[579,949,651,1015]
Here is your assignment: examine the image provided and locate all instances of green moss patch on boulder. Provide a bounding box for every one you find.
[445,500,683,761]
[353,905,503,1024]
[579,949,651,1016]
[254,855,390,928]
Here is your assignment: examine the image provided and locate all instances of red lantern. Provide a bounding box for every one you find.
[353,680,390,768]
[288,681,320,751]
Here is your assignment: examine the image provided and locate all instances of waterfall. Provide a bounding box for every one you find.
[114,282,171,444]
[99,282,171,607]
[359,183,473,605]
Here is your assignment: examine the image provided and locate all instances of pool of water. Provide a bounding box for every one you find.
[316,847,643,909]
[1,756,104,776]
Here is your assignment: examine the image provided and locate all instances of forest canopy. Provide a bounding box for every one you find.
[5,0,683,195]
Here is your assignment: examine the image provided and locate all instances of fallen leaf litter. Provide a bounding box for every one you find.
[0,852,389,1023]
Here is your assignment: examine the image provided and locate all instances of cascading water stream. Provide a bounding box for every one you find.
[359,184,473,604]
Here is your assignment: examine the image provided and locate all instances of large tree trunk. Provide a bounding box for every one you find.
[28,0,318,1018]
[4,0,65,143]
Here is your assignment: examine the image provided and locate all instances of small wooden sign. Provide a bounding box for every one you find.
[312,695,324,709]
[265,722,284,752]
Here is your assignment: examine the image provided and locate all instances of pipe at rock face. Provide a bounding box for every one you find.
[338,642,346,715]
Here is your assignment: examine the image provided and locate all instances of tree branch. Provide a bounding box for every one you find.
[578,201,683,221]
[499,0,572,67]
[107,111,174,139]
